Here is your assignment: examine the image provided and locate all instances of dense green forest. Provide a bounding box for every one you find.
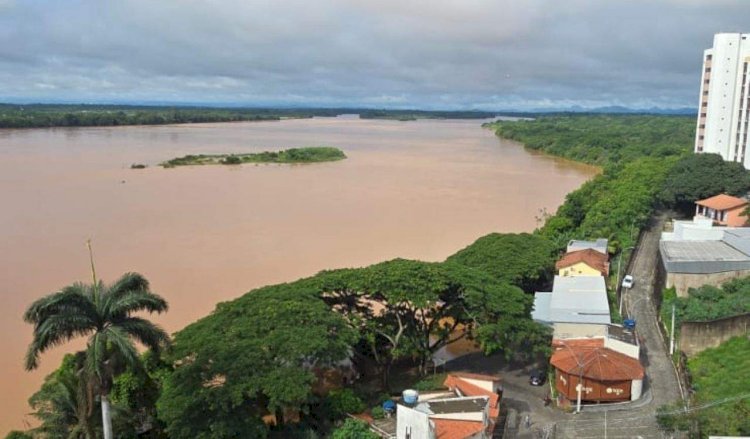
[160,147,347,167]
[0,105,350,128]
[20,114,750,439]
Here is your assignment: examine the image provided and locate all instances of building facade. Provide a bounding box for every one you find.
[695,33,750,167]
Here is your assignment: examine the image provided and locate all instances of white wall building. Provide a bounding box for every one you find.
[695,33,750,167]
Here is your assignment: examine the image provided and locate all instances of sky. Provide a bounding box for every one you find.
[0,0,749,110]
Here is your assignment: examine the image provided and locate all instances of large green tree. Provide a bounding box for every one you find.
[660,153,750,214]
[24,272,170,439]
[314,259,542,387]
[157,284,357,439]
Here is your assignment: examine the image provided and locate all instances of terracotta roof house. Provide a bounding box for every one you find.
[551,345,644,403]
[390,373,502,439]
[556,248,610,277]
[695,194,749,227]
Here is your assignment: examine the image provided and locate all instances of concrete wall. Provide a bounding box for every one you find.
[430,412,484,422]
[679,313,750,357]
[724,206,748,227]
[553,323,607,339]
[396,405,433,439]
[458,377,501,394]
[666,269,750,297]
[604,337,640,360]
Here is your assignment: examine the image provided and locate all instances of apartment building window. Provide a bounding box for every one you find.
[700,124,705,129]
[701,113,707,117]
[699,135,705,140]
[707,54,713,60]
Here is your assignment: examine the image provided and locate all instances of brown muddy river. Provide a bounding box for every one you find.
[0,116,596,433]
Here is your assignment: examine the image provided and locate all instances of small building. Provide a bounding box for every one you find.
[532,275,611,327]
[372,373,502,439]
[659,221,750,296]
[556,248,609,277]
[695,194,749,227]
[550,343,644,403]
[396,397,490,439]
[567,238,608,255]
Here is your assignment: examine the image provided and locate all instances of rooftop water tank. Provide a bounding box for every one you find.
[402,389,419,405]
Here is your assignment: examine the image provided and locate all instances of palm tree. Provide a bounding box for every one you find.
[24,265,170,439]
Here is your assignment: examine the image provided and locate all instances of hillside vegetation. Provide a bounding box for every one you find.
[658,337,750,437]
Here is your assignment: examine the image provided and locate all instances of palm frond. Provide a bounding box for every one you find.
[101,273,151,314]
[101,326,140,371]
[24,284,98,325]
[113,316,171,353]
[25,314,96,370]
[105,289,168,320]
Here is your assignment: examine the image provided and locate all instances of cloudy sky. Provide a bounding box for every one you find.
[0,0,748,110]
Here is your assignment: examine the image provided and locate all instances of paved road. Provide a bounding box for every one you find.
[447,214,684,438]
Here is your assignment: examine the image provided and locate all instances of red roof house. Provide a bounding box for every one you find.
[551,345,644,403]
[695,194,749,226]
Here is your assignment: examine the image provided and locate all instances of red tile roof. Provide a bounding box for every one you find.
[696,194,748,211]
[556,249,610,275]
[432,419,486,439]
[443,374,500,419]
[551,346,644,381]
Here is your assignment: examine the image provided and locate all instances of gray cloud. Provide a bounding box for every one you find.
[0,0,748,109]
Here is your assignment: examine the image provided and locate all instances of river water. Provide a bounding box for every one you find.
[0,116,596,433]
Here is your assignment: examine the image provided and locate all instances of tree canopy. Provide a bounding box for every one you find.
[313,259,546,385]
[446,233,557,291]
[157,283,357,439]
[660,153,750,213]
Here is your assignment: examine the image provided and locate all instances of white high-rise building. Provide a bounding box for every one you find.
[695,33,750,168]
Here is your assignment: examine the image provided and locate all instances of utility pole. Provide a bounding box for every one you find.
[670,303,676,355]
[604,410,607,439]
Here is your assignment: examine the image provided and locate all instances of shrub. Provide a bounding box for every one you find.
[370,406,385,420]
[323,388,366,418]
[331,418,378,439]
[221,155,242,165]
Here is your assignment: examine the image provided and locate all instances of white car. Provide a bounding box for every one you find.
[622,275,634,289]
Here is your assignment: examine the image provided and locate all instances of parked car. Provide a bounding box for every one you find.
[529,368,546,386]
[622,275,634,289]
